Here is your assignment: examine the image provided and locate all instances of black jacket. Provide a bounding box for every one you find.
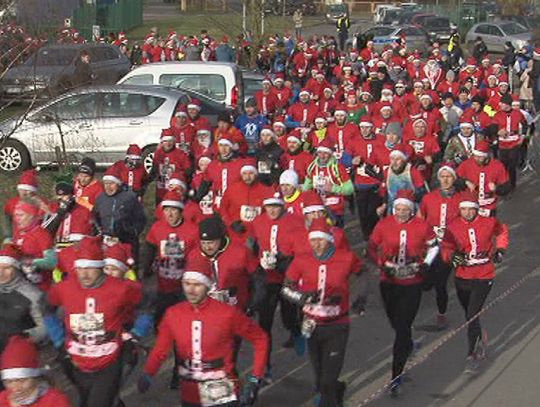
[0,274,46,352]
[256,141,284,186]
[93,189,146,243]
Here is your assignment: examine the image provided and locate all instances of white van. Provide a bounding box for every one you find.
[117,61,244,109]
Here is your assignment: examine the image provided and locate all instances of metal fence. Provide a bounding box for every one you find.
[73,0,143,40]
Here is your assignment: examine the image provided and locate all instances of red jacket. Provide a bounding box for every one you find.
[461,108,492,132]
[255,89,279,116]
[456,157,509,212]
[219,180,275,227]
[74,179,103,211]
[14,225,53,291]
[170,123,197,153]
[369,216,435,286]
[274,86,292,110]
[492,109,525,150]
[110,160,148,194]
[442,215,508,280]
[187,240,258,310]
[205,157,255,206]
[144,298,269,405]
[287,101,319,126]
[48,276,142,372]
[48,202,93,243]
[436,80,460,96]
[152,146,190,201]
[286,249,361,324]
[346,134,383,186]
[0,387,72,407]
[283,190,305,220]
[419,189,461,240]
[403,133,441,180]
[279,150,313,182]
[250,212,301,284]
[146,219,199,294]
[326,122,359,156]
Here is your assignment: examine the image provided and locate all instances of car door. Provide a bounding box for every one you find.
[474,24,495,52]
[400,27,429,54]
[25,93,99,164]
[92,91,167,165]
[487,25,506,53]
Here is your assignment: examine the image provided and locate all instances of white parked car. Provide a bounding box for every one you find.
[465,21,531,53]
[0,86,192,173]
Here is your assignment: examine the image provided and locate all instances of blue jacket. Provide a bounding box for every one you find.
[235,114,268,154]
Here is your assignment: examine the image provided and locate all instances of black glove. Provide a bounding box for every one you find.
[240,376,262,407]
[231,220,246,234]
[123,338,139,368]
[418,262,430,277]
[493,249,505,264]
[452,252,467,268]
[301,291,319,305]
[57,196,76,215]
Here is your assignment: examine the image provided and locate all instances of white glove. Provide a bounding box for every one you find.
[260,251,277,270]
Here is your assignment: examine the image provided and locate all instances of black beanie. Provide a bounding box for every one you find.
[78,157,96,176]
[500,93,513,105]
[55,181,74,195]
[199,216,226,240]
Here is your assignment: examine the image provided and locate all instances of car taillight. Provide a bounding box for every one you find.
[231,85,238,108]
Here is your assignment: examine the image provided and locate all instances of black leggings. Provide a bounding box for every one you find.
[308,323,349,407]
[257,283,300,368]
[498,147,520,189]
[380,283,422,379]
[455,278,493,356]
[355,186,382,240]
[73,356,123,407]
[429,255,453,315]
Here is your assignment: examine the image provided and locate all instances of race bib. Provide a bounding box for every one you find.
[198,378,237,407]
[257,160,271,174]
[240,205,261,222]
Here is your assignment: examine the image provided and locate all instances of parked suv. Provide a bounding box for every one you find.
[0,44,131,101]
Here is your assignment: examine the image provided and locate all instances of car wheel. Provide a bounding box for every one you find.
[142,145,157,174]
[0,140,30,173]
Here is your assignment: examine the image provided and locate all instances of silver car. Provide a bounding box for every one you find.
[465,21,531,53]
[357,25,430,55]
[0,85,190,173]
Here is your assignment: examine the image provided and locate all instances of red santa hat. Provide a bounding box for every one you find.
[102,165,122,185]
[419,93,432,101]
[273,116,286,128]
[359,119,373,127]
[263,191,285,206]
[74,236,105,269]
[287,129,302,144]
[302,190,326,214]
[175,105,188,117]
[389,144,411,160]
[1,336,42,380]
[316,138,334,154]
[412,117,428,127]
[308,217,334,243]
[240,164,258,174]
[260,126,275,137]
[168,171,187,190]
[187,98,201,111]
[17,169,38,192]
[197,126,211,136]
[104,243,131,272]
[0,245,20,268]
[161,128,176,142]
[299,88,311,96]
[437,162,457,178]
[161,190,185,209]
[380,103,393,112]
[183,257,214,287]
[126,144,142,159]
[262,76,272,84]
[314,112,328,123]
[217,136,234,147]
[466,57,476,67]
[459,117,474,129]
[315,70,325,78]
[334,104,347,115]
[534,47,540,61]
[274,73,285,83]
[459,190,479,209]
[279,169,299,187]
[393,189,415,210]
[472,140,490,157]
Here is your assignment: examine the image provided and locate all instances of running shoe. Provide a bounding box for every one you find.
[437,313,449,331]
[389,376,402,398]
[464,355,479,374]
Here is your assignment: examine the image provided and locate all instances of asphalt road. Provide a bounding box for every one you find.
[114,153,540,407]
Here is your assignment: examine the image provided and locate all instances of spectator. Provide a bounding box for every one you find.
[293,8,303,38]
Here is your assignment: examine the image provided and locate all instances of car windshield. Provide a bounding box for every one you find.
[329,4,346,12]
[425,18,449,28]
[24,48,78,66]
[500,22,528,35]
